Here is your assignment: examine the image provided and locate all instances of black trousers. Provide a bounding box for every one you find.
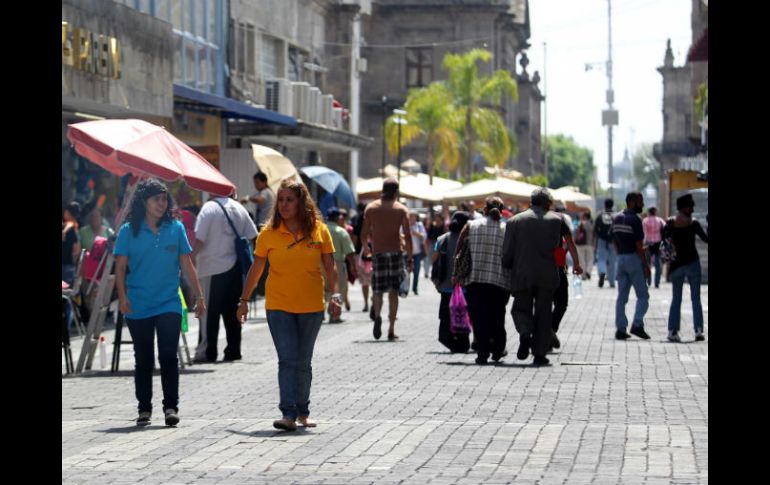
[438,292,470,353]
[465,283,510,359]
[512,286,556,358]
[552,268,569,333]
[206,264,244,361]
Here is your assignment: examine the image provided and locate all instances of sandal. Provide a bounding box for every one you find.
[297,416,317,428]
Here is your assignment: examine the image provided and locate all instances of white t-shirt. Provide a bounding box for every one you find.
[410,222,427,255]
[194,197,258,278]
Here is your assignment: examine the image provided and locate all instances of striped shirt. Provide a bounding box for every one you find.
[611,209,644,254]
[466,216,510,289]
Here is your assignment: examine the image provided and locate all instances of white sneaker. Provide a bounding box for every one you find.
[667,332,681,343]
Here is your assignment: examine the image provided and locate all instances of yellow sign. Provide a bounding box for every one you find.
[62,21,121,79]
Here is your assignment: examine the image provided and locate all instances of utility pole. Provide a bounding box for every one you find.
[601,0,618,200]
[543,41,548,181]
[349,11,361,200]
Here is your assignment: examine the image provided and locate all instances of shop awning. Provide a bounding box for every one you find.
[173,84,296,126]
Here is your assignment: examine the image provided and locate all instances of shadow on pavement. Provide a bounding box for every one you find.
[227,428,315,438]
[63,368,216,379]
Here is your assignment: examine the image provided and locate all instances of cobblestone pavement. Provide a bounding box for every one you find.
[63,276,707,484]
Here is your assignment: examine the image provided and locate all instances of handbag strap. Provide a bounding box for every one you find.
[213,199,243,239]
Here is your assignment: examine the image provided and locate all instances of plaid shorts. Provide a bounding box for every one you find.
[372,252,405,294]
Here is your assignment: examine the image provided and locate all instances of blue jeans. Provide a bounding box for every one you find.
[266,310,324,419]
[615,254,649,331]
[668,261,704,334]
[126,312,182,413]
[411,253,424,293]
[596,239,617,286]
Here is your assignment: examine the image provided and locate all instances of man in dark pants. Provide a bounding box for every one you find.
[193,195,258,362]
[502,188,582,366]
[551,209,581,350]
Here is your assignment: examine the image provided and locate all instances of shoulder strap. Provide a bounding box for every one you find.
[213,199,242,238]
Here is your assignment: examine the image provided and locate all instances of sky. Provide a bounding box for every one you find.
[526,0,693,186]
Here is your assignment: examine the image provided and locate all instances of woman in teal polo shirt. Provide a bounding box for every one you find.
[114,179,206,427]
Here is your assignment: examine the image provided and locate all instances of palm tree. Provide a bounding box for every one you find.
[384,82,461,184]
[442,49,519,180]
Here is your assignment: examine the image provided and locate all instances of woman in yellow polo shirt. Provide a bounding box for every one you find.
[237,179,341,431]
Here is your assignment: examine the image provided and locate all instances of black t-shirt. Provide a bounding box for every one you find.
[351,214,364,254]
[427,224,445,242]
[663,219,708,272]
[62,227,79,265]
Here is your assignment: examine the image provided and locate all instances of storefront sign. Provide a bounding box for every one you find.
[62,21,121,79]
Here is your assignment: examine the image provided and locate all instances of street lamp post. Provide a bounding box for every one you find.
[393,108,407,183]
[381,95,388,176]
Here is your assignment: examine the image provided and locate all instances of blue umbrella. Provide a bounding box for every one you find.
[299,166,356,207]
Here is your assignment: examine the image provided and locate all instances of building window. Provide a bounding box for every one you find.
[261,35,282,79]
[406,47,433,88]
[234,22,255,77]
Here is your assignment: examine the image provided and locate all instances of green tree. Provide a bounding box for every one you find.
[545,134,595,194]
[384,82,460,184]
[522,173,548,187]
[631,143,660,191]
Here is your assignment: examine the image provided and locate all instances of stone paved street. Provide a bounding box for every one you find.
[63,276,708,484]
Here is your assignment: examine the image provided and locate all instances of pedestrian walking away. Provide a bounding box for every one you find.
[642,206,667,288]
[324,207,357,323]
[192,193,257,362]
[575,211,594,280]
[113,178,206,427]
[237,179,340,431]
[551,208,583,351]
[594,198,617,288]
[408,212,427,295]
[433,211,471,353]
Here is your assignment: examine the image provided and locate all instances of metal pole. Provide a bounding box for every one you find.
[381,96,387,176]
[607,0,614,200]
[543,41,548,181]
[349,12,361,202]
[397,120,402,184]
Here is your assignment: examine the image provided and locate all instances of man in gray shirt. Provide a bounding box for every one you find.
[502,188,582,366]
[241,172,275,230]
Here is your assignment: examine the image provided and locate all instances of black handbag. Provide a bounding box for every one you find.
[213,200,254,276]
[431,236,449,286]
[452,237,472,284]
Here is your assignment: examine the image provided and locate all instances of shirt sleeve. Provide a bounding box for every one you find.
[321,225,335,254]
[194,204,210,243]
[255,229,270,258]
[341,232,355,256]
[633,217,644,241]
[239,205,258,239]
[113,224,130,256]
[177,221,192,255]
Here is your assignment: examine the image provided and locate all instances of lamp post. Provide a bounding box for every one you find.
[381,95,388,176]
[393,108,407,183]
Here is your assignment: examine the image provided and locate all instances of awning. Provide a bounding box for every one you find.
[227,120,374,153]
[687,28,708,62]
[173,84,296,126]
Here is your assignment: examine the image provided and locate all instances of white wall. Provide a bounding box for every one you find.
[220,148,258,200]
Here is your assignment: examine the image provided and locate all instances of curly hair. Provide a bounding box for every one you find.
[267,179,321,236]
[128,178,175,237]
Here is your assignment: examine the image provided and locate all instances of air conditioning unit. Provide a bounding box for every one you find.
[332,107,343,129]
[321,94,334,126]
[264,78,293,116]
[308,86,321,124]
[291,82,310,120]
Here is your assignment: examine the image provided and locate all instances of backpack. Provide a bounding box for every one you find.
[595,212,614,241]
[660,219,677,264]
[213,200,254,278]
[431,235,449,287]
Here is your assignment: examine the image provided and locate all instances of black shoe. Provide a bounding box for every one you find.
[517,336,530,360]
[223,355,242,362]
[694,332,705,341]
[413,290,419,295]
[164,408,179,427]
[598,273,605,288]
[470,340,477,351]
[475,356,488,365]
[551,332,561,349]
[532,356,550,366]
[615,330,630,340]
[630,326,651,340]
[373,316,382,340]
[136,411,151,426]
[491,350,508,362]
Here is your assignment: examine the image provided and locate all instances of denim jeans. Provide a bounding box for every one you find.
[266,310,324,419]
[615,254,650,331]
[126,312,182,413]
[646,242,663,288]
[596,239,617,286]
[411,253,424,293]
[667,260,704,334]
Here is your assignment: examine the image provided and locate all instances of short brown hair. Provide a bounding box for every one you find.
[382,177,399,199]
